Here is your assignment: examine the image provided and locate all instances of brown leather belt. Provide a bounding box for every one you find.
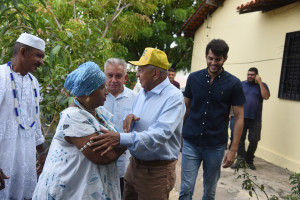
[133,157,176,166]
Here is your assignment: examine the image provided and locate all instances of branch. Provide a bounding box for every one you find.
[101,0,132,38]
[46,0,62,31]
[73,0,76,19]
[15,25,33,30]
[44,114,56,139]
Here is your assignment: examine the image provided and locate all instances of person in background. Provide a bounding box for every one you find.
[168,68,183,150]
[0,33,46,200]
[179,39,245,200]
[168,68,180,89]
[103,58,137,196]
[232,67,270,170]
[228,107,234,149]
[90,47,186,200]
[33,61,125,199]
[133,79,142,93]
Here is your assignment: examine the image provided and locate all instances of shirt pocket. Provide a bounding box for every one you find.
[122,107,132,119]
[214,86,231,104]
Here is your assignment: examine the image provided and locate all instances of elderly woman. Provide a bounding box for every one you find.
[33,62,126,199]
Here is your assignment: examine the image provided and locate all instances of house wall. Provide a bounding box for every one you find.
[191,0,300,172]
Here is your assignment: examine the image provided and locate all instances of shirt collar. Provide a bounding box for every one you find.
[108,85,129,99]
[205,67,225,79]
[146,77,170,95]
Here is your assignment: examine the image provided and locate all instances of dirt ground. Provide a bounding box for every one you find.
[170,152,295,200]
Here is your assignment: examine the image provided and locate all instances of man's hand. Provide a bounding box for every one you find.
[222,150,236,168]
[37,154,47,175]
[123,114,140,133]
[255,74,262,83]
[90,129,120,156]
[0,168,9,190]
[256,74,270,100]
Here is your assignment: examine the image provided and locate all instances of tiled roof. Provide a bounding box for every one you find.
[179,0,299,37]
[237,0,300,14]
[178,0,225,37]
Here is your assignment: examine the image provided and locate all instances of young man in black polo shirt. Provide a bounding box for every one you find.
[179,39,245,200]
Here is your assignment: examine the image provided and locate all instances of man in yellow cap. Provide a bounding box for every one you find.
[90,47,186,200]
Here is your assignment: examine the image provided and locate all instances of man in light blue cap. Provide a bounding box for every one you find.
[0,33,46,199]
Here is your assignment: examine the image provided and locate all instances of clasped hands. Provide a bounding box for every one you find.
[90,114,140,156]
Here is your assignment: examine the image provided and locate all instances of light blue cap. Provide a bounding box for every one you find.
[64,61,106,97]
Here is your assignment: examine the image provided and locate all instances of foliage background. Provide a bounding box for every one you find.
[0,0,200,145]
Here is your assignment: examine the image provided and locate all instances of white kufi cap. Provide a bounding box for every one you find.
[16,33,45,52]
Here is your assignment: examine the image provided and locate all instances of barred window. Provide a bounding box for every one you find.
[278,31,300,101]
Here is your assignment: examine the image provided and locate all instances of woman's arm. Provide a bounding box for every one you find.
[65,132,126,165]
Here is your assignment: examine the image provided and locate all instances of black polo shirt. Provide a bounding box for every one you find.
[183,68,245,147]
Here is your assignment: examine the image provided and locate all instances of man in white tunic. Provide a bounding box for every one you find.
[102,58,136,196]
[0,33,46,200]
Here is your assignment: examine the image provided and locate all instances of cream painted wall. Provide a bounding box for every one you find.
[190,0,300,172]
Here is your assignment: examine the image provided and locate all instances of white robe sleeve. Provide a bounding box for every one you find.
[32,75,45,146]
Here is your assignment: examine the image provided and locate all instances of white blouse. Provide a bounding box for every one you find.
[32,107,121,200]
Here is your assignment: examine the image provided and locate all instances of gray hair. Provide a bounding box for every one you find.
[104,58,127,74]
[13,42,33,57]
[148,65,168,77]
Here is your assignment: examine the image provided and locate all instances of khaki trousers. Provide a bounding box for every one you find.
[122,157,177,200]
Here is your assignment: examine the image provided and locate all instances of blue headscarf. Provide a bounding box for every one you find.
[64,61,106,97]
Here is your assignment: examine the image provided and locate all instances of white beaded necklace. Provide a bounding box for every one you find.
[8,61,38,130]
[74,98,117,132]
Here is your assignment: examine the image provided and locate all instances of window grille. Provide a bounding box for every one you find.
[278,31,300,101]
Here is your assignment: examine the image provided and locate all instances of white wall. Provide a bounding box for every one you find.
[191,0,300,172]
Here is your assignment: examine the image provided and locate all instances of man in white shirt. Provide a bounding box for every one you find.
[102,58,136,197]
[0,33,46,199]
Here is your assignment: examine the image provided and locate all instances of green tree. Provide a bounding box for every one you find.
[0,0,161,146]
[122,0,202,72]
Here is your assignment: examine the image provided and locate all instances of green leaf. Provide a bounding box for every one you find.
[49,45,61,66]
[38,0,46,8]
[27,13,37,29]
[60,50,68,65]
[66,31,73,38]
[249,191,252,197]
[13,0,19,8]
[84,39,90,47]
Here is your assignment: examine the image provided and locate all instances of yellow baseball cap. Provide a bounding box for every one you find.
[129,47,169,70]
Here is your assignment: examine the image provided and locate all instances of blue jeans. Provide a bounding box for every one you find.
[179,140,225,200]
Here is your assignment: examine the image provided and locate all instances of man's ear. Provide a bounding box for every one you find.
[154,68,160,80]
[224,56,228,62]
[124,74,129,84]
[19,47,26,57]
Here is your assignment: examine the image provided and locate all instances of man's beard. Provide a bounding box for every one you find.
[248,79,255,83]
[208,65,222,74]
